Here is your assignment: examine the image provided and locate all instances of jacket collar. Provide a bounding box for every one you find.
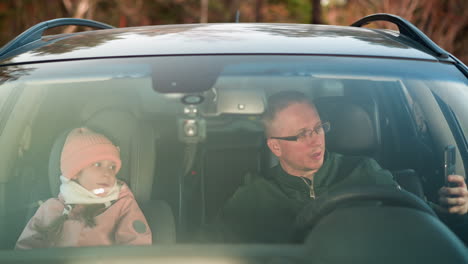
[271,151,332,199]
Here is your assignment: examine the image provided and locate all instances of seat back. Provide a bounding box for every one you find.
[202,132,264,223]
[315,96,424,198]
[314,96,381,160]
[48,108,175,244]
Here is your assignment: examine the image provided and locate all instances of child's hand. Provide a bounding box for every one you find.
[438,175,468,215]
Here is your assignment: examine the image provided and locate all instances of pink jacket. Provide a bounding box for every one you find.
[16,182,152,249]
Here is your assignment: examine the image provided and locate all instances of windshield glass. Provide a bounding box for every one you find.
[0,55,467,253]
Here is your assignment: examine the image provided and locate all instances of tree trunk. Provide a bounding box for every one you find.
[311,0,322,24]
[255,0,263,22]
[200,0,209,23]
[62,0,91,33]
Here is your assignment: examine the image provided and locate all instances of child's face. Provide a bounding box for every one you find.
[76,160,118,196]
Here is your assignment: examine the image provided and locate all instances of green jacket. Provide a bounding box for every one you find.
[212,151,396,243]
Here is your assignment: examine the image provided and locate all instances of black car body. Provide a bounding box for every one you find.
[0,14,467,263]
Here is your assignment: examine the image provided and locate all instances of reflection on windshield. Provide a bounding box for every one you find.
[0,55,467,254]
[0,63,35,84]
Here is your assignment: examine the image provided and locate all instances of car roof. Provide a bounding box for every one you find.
[1,23,442,65]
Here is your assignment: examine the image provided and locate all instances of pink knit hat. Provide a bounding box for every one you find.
[60,127,122,179]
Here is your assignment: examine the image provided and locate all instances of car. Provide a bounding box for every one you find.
[0,13,467,263]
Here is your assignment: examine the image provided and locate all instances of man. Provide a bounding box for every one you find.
[212,91,468,243]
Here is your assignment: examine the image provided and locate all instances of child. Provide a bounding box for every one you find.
[16,127,152,249]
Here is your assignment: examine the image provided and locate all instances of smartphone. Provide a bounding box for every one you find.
[444,145,457,187]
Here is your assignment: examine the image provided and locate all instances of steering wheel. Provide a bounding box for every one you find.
[291,185,436,242]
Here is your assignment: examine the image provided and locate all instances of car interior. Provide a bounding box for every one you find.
[0,57,466,256]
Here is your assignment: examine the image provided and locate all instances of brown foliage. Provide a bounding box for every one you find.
[326,0,468,64]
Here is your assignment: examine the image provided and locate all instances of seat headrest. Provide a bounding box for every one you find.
[49,130,71,197]
[314,96,380,158]
[48,108,156,202]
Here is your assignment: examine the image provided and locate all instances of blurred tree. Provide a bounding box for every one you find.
[62,0,96,33]
[311,0,322,24]
[0,0,465,63]
[0,0,65,44]
[326,0,468,63]
[201,0,209,23]
[255,0,264,21]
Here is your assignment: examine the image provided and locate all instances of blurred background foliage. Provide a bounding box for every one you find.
[0,0,466,63]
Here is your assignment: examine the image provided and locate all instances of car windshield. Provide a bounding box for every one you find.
[0,55,467,260]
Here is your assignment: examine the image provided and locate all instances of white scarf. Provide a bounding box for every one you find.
[59,175,121,208]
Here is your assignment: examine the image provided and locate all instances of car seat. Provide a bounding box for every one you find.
[48,108,176,244]
[315,96,382,160]
[313,96,425,198]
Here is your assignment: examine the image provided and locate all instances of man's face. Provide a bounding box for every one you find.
[267,102,325,177]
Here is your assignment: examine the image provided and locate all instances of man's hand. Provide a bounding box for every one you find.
[438,175,468,215]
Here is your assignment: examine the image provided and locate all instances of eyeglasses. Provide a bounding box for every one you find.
[270,122,330,142]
